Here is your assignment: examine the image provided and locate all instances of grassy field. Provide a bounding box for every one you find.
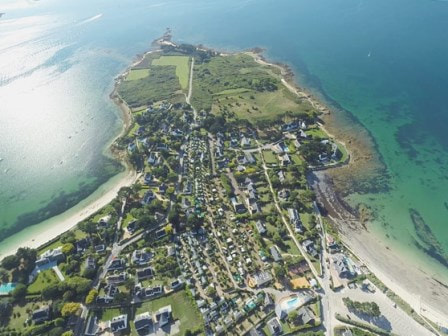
[152,56,190,90]
[99,308,122,321]
[306,127,328,139]
[191,53,315,122]
[118,64,182,108]
[262,150,277,165]
[28,269,59,293]
[126,68,150,81]
[134,291,202,335]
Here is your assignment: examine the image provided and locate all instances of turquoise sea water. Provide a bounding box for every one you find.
[1,0,447,280]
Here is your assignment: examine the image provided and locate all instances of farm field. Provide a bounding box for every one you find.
[152,56,190,90]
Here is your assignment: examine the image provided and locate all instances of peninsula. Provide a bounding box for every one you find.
[0,36,445,336]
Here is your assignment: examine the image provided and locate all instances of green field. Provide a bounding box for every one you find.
[262,150,277,165]
[28,269,60,293]
[126,68,150,81]
[191,53,315,121]
[152,56,190,90]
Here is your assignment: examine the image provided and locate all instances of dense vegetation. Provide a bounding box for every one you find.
[342,297,381,317]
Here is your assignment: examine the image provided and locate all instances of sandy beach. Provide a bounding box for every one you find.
[311,170,448,327]
[0,168,138,259]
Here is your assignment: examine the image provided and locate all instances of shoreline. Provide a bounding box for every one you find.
[247,49,448,325]
[0,168,138,259]
[0,52,143,260]
[1,37,446,327]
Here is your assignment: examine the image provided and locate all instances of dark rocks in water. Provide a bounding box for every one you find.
[444,201,448,211]
[410,208,448,268]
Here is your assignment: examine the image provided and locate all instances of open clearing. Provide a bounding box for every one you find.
[126,68,150,81]
[152,56,190,90]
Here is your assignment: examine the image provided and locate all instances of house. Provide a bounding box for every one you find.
[297,306,315,325]
[137,267,154,281]
[128,142,137,152]
[255,220,267,235]
[170,279,183,290]
[85,256,96,270]
[288,208,304,233]
[107,258,125,272]
[302,239,318,258]
[158,183,167,194]
[76,238,90,253]
[267,317,282,335]
[279,153,291,166]
[147,152,159,166]
[135,126,145,136]
[326,235,340,253]
[126,220,138,234]
[230,138,239,147]
[253,271,273,287]
[156,143,169,151]
[281,121,299,132]
[288,208,303,233]
[171,129,183,137]
[94,244,105,253]
[32,306,50,323]
[241,136,251,148]
[141,190,155,205]
[144,173,154,185]
[110,314,128,333]
[85,316,100,335]
[278,189,290,201]
[35,247,65,267]
[333,254,356,278]
[231,197,246,214]
[155,305,172,327]
[132,249,152,266]
[270,245,282,262]
[107,272,127,285]
[245,152,256,164]
[278,170,286,184]
[97,285,117,304]
[134,312,153,336]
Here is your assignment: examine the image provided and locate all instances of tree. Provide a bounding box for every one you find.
[273,265,286,278]
[85,289,98,305]
[1,255,19,270]
[62,243,75,255]
[61,302,80,317]
[62,332,74,336]
[288,311,298,324]
[11,283,27,301]
[205,286,217,298]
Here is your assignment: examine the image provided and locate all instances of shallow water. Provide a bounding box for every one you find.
[0,0,447,280]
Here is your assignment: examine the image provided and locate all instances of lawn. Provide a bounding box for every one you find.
[8,301,49,331]
[134,290,203,335]
[126,68,150,81]
[305,127,328,140]
[99,308,122,321]
[122,213,136,229]
[152,56,190,90]
[28,269,59,294]
[262,150,277,165]
[38,239,62,255]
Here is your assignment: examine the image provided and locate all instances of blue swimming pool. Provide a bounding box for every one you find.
[0,283,16,294]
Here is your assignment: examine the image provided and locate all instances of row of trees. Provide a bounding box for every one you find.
[342,297,381,318]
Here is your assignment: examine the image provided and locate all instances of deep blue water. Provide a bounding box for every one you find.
[1,0,448,277]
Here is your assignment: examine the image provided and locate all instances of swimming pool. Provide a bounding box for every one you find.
[0,283,16,294]
[278,294,302,313]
